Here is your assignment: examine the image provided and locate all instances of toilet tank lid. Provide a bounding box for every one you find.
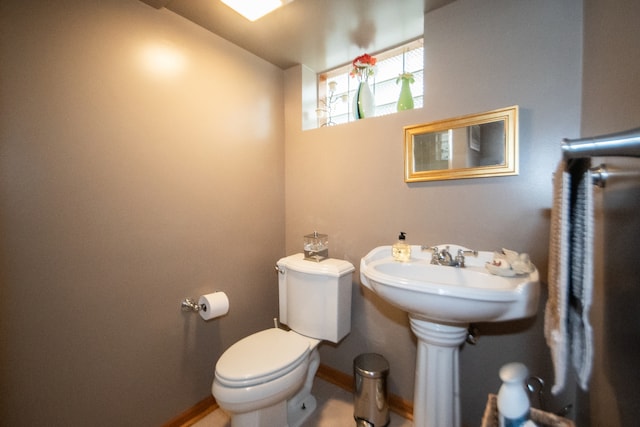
[277,253,355,277]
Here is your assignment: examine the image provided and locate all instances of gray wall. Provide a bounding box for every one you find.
[0,0,285,425]
[578,0,640,425]
[285,0,582,425]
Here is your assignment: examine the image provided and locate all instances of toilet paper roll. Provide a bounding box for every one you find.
[198,292,229,320]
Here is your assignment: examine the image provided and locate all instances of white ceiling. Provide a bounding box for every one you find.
[140,0,456,72]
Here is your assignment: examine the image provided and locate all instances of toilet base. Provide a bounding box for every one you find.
[287,394,317,427]
[230,401,287,427]
[286,347,320,427]
[227,392,317,427]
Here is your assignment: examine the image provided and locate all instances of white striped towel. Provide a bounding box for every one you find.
[545,158,594,394]
[569,159,594,391]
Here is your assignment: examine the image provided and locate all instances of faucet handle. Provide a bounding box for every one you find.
[455,249,478,268]
[458,249,478,257]
[421,246,440,264]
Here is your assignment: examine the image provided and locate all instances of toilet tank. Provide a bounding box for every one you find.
[277,254,355,343]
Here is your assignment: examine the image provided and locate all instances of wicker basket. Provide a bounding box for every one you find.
[481,394,576,427]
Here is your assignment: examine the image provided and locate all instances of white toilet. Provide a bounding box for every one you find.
[212,253,355,427]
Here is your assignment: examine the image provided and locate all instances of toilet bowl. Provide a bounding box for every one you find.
[211,254,355,427]
[212,328,321,427]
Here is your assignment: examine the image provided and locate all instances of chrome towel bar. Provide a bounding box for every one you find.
[590,163,640,188]
[562,127,640,159]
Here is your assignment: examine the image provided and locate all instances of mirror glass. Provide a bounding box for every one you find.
[404,106,518,182]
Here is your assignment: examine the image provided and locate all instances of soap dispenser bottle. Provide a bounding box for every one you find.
[497,362,531,427]
[392,232,411,262]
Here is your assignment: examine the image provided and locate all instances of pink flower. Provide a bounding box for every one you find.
[352,53,377,67]
[350,53,377,79]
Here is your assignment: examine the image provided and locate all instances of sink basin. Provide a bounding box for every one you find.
[360,245,540,324]
[360,244,540,427]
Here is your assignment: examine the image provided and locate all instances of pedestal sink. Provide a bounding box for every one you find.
[360,245,540,427]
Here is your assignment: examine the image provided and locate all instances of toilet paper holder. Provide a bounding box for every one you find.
[181,292,230,320]
[181,298,204,313]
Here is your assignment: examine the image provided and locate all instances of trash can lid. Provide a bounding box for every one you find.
[354,353,389,378]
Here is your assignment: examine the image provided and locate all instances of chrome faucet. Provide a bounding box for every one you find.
[421,245,477,267]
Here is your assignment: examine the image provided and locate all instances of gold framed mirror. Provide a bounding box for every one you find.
[404,105,519,182]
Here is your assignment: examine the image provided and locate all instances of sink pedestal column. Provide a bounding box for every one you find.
[409,315,468,427]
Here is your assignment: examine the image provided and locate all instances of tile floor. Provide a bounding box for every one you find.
[193,377,412,427]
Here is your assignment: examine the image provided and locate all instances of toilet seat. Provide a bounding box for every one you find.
[215,328,310,388]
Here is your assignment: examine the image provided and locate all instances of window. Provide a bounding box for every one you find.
[316,38,424,127]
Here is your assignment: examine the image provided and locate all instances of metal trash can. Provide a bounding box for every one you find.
[353,353,390,427]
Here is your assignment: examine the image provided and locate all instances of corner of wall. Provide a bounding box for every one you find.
[285,64,317,132]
